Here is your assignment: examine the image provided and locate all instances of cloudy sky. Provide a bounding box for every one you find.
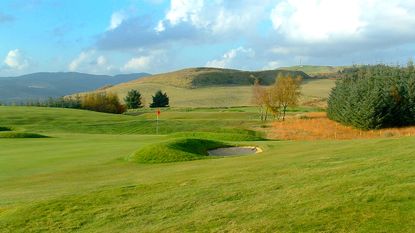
[1,0,415,76]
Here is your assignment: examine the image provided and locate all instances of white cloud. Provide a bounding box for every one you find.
[165,0,204,26]
[122,56,152,71]
[206,47,255,69]
[263,61,280,70]
[155,0,266,35]
[108,11,127,30]
[68,50,115,73]
[154,20,165,32]
[121,50,167,72]
[271,0,363,42]
[270,0,415,43]
[3,49,29,70]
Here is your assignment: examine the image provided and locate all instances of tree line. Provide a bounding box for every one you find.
[327,62,415,129]
[1,90,170,114]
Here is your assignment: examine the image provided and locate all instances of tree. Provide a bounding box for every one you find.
[150,90,169,108]
[124,89,143,109]
[252,79,269,121]
[272,76,302,121]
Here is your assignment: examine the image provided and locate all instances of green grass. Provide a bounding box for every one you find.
[0,106,261,135]
[0,126,12,131]
[0,132,48,138]
[129,138,230,163]
[170,132,264,141]
[0,106,414,232]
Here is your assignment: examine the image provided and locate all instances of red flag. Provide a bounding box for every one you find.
[156,108,161,116]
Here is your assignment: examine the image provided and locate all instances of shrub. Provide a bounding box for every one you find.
[81,93,126,114]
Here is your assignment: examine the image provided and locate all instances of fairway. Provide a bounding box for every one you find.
[0,106,414,232]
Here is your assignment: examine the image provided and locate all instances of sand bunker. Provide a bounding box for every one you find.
[208,146,262,156]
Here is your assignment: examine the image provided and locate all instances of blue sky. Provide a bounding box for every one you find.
[1,0,415,76]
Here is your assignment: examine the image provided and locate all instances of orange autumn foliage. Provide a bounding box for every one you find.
[270,112,415,140]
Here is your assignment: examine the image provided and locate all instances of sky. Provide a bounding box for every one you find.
[1,0,415,76]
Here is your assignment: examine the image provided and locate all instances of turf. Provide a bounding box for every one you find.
[129,138,230,163]
[0,106,414,232]
[0,126,12,132]
[0,132,48,138]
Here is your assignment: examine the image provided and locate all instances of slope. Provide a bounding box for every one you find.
[93,67,331,107]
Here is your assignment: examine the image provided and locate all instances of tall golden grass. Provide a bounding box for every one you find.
[270,112,415,140]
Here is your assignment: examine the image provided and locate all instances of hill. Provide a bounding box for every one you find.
[279,65,346,76]
[0,72,150,103]
[127,67,310,88]
[90,67,332,108]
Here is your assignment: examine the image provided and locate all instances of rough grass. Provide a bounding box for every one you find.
[89,77,334,108]
[271,112,415,140]
[129,138,229,163]
[0,132,48,138]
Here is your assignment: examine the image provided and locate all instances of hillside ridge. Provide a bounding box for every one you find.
[115,67,311,89]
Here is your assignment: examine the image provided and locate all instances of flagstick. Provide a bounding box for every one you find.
[156,113,159,135]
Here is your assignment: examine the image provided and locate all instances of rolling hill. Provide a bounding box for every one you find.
[279,65,346,76]
[88,67,334,107]
[0,72,150,103]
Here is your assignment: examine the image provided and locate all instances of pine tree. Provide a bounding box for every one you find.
[124,89,143,109]
[150,90,169,108]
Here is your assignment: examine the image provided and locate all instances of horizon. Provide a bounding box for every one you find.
[1,0,415,76]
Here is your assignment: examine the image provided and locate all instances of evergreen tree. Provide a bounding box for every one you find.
[124,89,143,109]
[150,90,169,108]
[327,63,415,129]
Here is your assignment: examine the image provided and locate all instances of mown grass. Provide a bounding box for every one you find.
[171,132,264,141]
[0,133,414,232]
[0,106,260,135]
[129,138,230,163]
[0,106,414,232]
[0,132,48,138]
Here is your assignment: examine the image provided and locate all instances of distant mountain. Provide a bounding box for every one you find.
[0,72,150,103]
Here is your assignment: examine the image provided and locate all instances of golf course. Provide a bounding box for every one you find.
[1,100,414,232]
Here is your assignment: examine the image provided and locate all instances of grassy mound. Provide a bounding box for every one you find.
[0,132,48,138]
[0,126,12,131]
[129,138,230,163]
[170,132,264,141]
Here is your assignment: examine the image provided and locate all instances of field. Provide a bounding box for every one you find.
[0,106,414,232]
[90,78,335,108]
